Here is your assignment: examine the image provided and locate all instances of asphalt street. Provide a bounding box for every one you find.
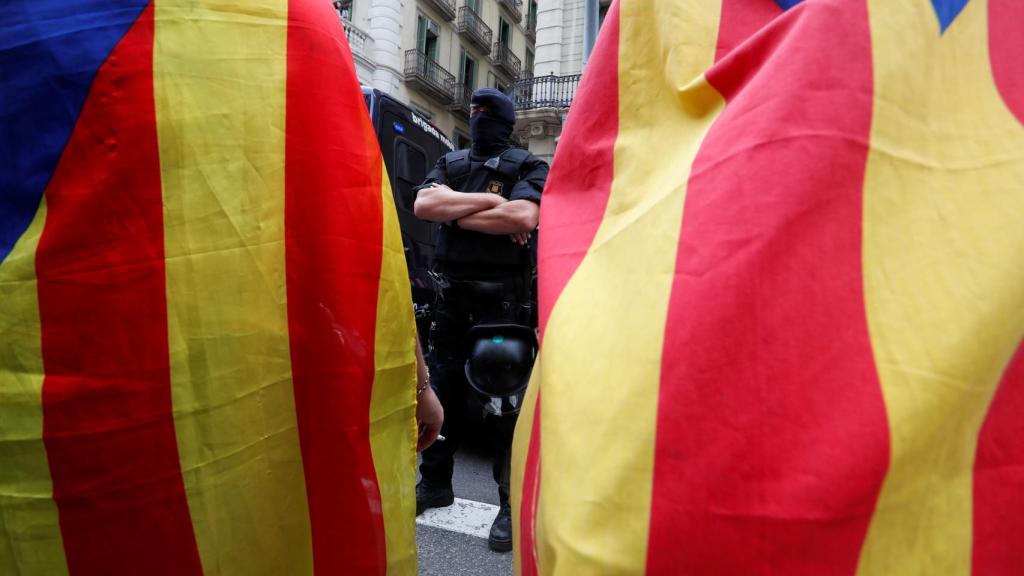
[417,432,514,576]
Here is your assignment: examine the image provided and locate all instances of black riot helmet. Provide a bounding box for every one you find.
[463,323,537,416]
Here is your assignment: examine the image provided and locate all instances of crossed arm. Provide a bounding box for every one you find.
[414,183,539,238]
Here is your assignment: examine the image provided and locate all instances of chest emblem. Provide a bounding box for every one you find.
[488,180,504,195]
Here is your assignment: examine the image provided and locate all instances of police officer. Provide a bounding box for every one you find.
[413,88,547,552]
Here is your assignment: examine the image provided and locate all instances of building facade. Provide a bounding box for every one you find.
[510,0,609,161]
[335,0,539,146]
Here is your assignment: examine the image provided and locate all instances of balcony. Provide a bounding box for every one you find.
[511,73,581,110]
[404,50,455,104]
[339,16,369,60]
[449,83,473,116]
[423,0,456,22]
[498,0,523,23]
[491,43,521,80]
[524,11,537,43]
[456,6,492,55]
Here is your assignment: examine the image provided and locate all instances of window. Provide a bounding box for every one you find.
[454,130,472,150]
[467,0,481,13]
[499,18,511,47]
[525,48,534,77]
[459,48,477,89]
[333,0,353,20]
[416,14,440,61]
[526,1,538,38]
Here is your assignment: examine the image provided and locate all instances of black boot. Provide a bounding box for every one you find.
[488,503,513,552]
[416,481,454,516]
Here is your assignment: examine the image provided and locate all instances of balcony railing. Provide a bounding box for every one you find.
[511,73,581,110]
[423,0,456,21]
[449,83,473,115]
[456,6,492,54]
[498,0,523,23]
[491,43,521,79]
[339,16,369,59]
[404,50,455,104]
[525,11,537,42]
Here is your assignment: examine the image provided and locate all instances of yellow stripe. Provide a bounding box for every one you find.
[153,2,313,574]
[369,165,418,576]
[0,201,69,576]
[533,0,724,572]
[859,1,1024,574]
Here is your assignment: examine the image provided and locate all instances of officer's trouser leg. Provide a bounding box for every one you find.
[418,306,467,488]
[419,357,466,487]
[491,411,520,507]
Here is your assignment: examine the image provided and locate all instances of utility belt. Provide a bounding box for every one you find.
[429,270,534,327]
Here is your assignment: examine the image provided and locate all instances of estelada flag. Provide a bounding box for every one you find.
[1,1,418,575]
[512,0,1023,574]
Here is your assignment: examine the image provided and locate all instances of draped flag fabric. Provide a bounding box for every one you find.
[1,1,419,574]
[512,0,1023,574]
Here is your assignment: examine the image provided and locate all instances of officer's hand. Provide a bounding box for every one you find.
[424,183,453,195]
[510,232,530,246]
[417,184,444,201]
[417,385,444,451]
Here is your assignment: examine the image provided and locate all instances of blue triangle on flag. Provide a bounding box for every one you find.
[776,0,968,34]
[931,0,969,33]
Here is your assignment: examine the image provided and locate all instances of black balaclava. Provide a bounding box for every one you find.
[469,88,516,157]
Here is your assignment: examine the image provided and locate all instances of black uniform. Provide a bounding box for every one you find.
[416,147,548,507]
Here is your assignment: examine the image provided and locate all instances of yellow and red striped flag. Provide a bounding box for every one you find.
[1,1,418,574]
[512,0,1024,574]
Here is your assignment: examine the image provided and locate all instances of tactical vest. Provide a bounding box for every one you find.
[433,147,535,277]
[442,148,532,191]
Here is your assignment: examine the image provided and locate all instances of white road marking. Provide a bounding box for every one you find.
[416,497,499,539]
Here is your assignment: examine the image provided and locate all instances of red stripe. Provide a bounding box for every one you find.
[284,0,388,572]
[989,0,1024,125]
[36,5,203,574]
[518,394,542,576]
[714,0,783,63]
[522,4,621,571]
[976,6,1024,568]
[973,343,1024,574]
[647,2,887,574]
